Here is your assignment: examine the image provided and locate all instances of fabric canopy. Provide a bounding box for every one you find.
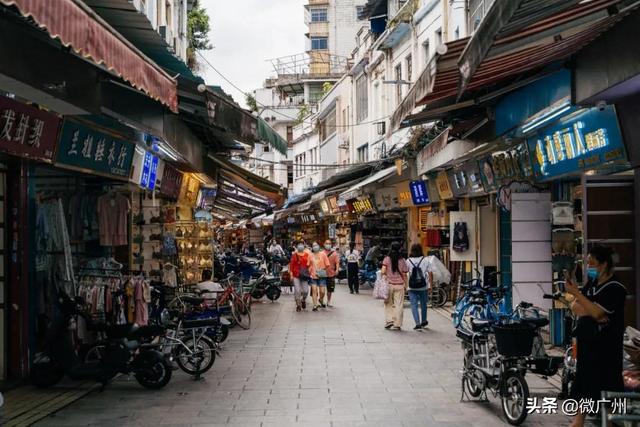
[338,166,397,202]
[257,118,288,155]
[1,0,178,112]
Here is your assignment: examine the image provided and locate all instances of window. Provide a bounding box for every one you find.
[423,40,430,67]
[405,54,412,83]
[263,144,270,152]
[310,8,328,22]
[286,126,293,144]
[287,163,293,185]
[320,107,337,142]
[435,28,443,45]
[395,64,402,104]
[356,74,368,123]
[455,26,460,40]
[311,37,328,50]
[356,5,366,20]
[357,144,369,163]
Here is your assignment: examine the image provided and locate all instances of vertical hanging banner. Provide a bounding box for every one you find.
[55,119,135,178]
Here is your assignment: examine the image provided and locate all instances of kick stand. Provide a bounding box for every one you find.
[478,390,489,403]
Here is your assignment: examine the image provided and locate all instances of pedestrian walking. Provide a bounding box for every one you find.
[381,242,408,330]
[565,245,627,427]
[267,239,286,275]
[345,242,361,294]
[289,241,311,312]
[324,239,340,307]
[309,242,330,311]
[406,243,433,330]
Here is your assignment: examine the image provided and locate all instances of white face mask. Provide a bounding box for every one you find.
[324,244,332,250]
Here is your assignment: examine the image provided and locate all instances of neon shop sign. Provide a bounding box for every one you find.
[528,105,626,179]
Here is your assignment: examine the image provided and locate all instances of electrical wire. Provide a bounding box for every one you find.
[197,51,393,128]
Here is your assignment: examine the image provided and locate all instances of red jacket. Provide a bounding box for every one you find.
[289,252,310,278]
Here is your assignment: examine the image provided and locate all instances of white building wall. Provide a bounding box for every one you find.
[131,0,189,62]
[329,0,369,59]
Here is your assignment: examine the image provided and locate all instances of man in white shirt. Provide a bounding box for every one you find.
[345,242,361,294]
[267,240,286,275]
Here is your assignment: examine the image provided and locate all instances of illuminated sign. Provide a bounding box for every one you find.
[352,197,376,214]
[527,105,626,179]
[409,180,429,205]
[140,151,159,190]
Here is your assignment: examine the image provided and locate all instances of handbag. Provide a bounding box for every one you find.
[297,254,311,281]
[373,274,389,300]
[316,269,327,278]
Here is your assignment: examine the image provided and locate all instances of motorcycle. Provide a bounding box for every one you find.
[359,261,378,289]
[246,273,282,302]
[31,293,172,390]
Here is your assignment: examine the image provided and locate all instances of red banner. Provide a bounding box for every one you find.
[0,95,60,161]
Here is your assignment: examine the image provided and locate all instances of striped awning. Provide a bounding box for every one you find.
[416,0,638,107]
[1,0,178,112]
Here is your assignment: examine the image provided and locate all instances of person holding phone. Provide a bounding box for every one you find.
[564,245,627,427]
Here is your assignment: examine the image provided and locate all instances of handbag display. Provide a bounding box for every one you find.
[552,201,574,225]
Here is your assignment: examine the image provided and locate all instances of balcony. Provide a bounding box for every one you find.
[306,21,329,36]
[306,0,329,5]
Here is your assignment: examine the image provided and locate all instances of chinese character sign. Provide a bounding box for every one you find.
[527,105,627,180]
[56,120,135,178]
[410,180,430,205]
[139,151,159,190]
[0,95,60,161]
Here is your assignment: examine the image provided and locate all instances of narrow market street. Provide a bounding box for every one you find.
[36,285,569,427]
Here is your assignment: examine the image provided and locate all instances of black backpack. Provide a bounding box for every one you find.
[453,222,469,252]
[408,257,427,289]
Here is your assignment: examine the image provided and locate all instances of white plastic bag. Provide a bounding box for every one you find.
[428,255,451,285]
[373,273,389,300]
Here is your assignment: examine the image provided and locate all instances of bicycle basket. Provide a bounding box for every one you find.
[492,322,536,357]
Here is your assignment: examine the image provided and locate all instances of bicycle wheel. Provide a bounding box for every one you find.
[175,336,216,375]
[430,287,448,308]
[501,372,529,425]
[231,297,251,329]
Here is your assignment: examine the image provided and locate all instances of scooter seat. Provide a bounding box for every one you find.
[471,319,492,332]
[182,318,219,329]
[128,325,165,340]
[524,317,549,328]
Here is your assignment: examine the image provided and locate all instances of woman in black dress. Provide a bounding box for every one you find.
[565,245,627,427]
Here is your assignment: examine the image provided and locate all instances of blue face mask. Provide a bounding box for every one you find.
[587,267,599,281]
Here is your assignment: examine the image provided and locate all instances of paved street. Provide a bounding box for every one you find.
[37,284,570,427]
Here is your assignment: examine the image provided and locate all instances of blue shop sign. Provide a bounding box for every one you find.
[56,120,135,178]
[410,180,430,205]
[527,105,627,180]
[140,151,159,190]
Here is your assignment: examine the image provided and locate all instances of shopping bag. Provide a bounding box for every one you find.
[373,274,389,300]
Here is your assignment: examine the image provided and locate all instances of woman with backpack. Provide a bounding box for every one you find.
[381,242,409,330]
[406,243,433,330]
[289,240,311,312]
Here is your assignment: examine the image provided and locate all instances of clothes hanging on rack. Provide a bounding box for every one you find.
[35,197,75,287]
[97,192,130,246]
[162,264,178,287]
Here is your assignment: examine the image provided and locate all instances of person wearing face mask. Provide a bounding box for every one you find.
[268,239,286,275]
[564,245,627,427]
[345,242,361,294]
[309,241,331,311]
[289,240,311,312]
[323,240,340,307]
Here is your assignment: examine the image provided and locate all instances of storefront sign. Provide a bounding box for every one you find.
[436,171,454,199]
[0,95,60,162]
[527,105,626,180]
[320,199,330,214]
[139,151,159,190]
[56,120,135,178]
[416,128,450,176]
[464,160,485,196]
[447,167,469,197]
[197,187,217,210]
[395,181,413,207]
[328,196,339,213]
[160,163,184,199]
[478,155,498,192]
[179,173,200,207]
[409,180,430,205]
[374,187,400,211]
[352,197,376,214]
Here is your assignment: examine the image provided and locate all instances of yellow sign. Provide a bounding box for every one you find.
[395,181,413,207]
[436,171,454,200]
[352,198,375,213]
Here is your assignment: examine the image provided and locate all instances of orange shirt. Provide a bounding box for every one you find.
[324,250,340,277]
[309,251,330,279]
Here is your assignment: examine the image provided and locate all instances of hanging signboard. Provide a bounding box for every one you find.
[178,173,200,207]
[395,180,413,207]
[56,120,135,179]
[374,186,400,211]
[436,171,454,199]
[416,128,450,175]
[352,196,376,214]
[478,155,499,193]
[327,196,339,213]
[320,199,331,214]
[139,151,160,190]
[464,160,486,196]
[0,95,60,162]
[409,180,430,205]
[526,105,627,180]
[447,166,469,197]
[160,163,184,199]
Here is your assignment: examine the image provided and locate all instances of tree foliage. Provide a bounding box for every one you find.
[245,93,259,113]
[187,1,212,70]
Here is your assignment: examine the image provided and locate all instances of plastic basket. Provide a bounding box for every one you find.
[493,322,536,357]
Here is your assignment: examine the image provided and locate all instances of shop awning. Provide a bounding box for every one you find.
[0,0,178,112]
[338,166,398,202]
[416,0,638,107]
[207,154,285,208]
[257,117,288,155]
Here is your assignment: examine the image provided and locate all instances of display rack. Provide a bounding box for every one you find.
[174,220,214,284]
